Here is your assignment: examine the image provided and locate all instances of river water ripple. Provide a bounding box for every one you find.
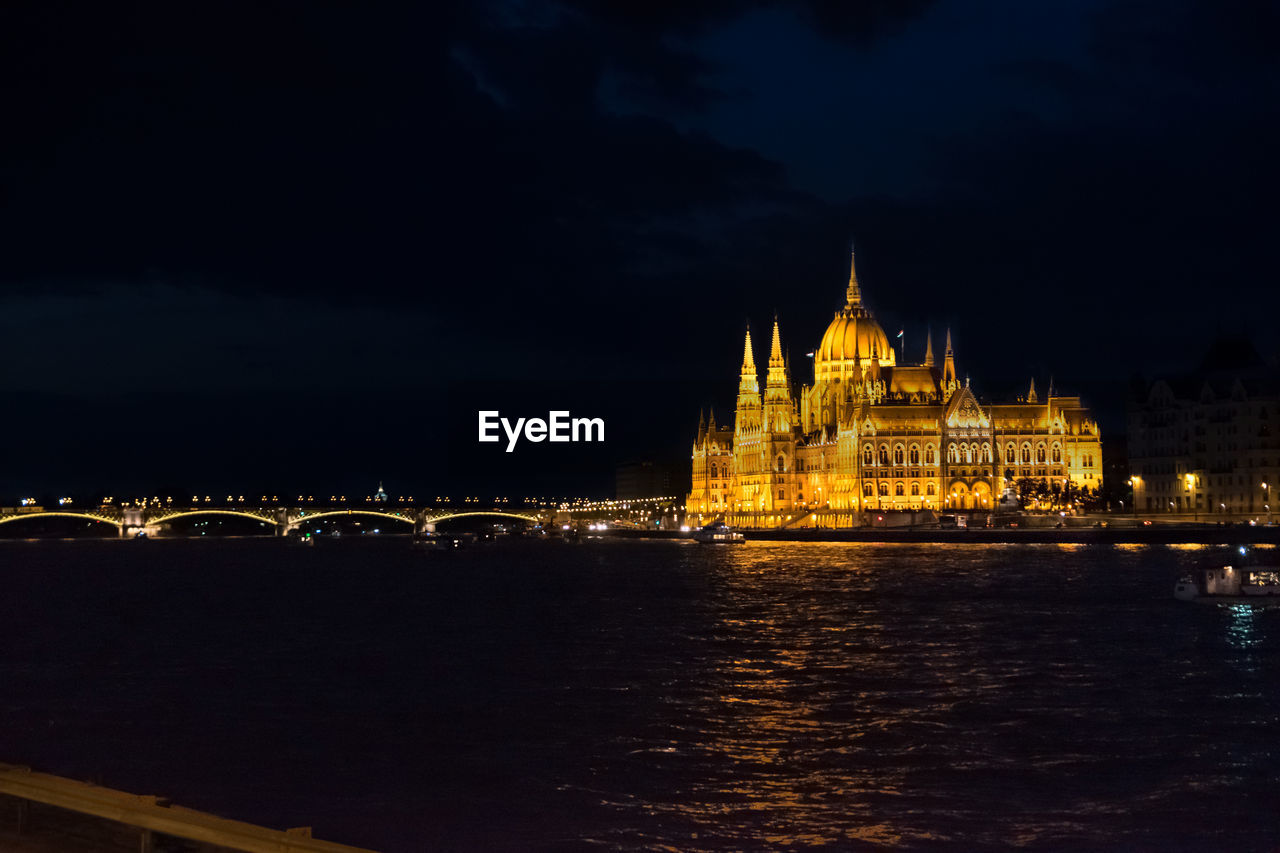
[0,539,1276,851]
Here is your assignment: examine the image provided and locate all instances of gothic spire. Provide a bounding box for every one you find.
[943,327,957,387]
[769,319,785,367]
[738,327,759,395]
[765,319,790,400]
[924,328,935,366]
[845,247,862,308]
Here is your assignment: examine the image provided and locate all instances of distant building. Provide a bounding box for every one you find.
[686,250,1104,528]
[1128,339,1280,516]
[374,481,388,503]
[616,461,678,500]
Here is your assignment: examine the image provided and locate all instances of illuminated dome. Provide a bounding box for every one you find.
[814,253,895,379]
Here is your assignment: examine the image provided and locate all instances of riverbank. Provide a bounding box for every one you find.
[600,525,1280,545]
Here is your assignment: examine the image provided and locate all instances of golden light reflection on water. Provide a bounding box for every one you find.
[587,540,1280,849]
[652,544,924,846]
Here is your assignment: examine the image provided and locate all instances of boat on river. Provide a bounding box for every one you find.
[692,522,745,544]
[412,533,462,552]
[1175,551,1280,602]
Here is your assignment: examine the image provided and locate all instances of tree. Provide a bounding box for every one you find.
[1015,477,1039,508]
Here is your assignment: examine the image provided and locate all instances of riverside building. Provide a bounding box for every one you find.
[1128,339,1280,518]
[686,252,1104,528]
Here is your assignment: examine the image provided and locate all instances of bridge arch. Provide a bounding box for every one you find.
[0,512,121,529]
[290,510,415,526]
[146,510,280,527]
[424,511,538,524]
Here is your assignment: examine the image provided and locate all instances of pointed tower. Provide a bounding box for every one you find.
[696,408,707,444]
[1027,377,1038,404]
[739,327,759,395]
[734,327,763,438]
[764,320,793,434]
[846,247,863,309]
[924,328,935,367]
[942,328,958,401]
[707,408,717,433]
[732,326,765,507]
[943,328,957,385]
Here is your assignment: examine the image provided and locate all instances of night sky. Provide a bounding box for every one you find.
[2,0,1277,499]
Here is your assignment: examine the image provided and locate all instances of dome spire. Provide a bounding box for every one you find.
[846,246,862,308]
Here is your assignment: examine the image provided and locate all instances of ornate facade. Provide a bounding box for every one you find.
[686,253,1104,528]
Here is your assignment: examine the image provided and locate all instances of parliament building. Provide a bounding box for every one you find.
[686,252,1103,528]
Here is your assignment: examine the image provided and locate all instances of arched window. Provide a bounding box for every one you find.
[1051,444,1062,463]
[964,444,973,464]
[895,482,905,496]
[777,454,786,472]
[925,445,936,465]
[926,483,936,495]
[1021,444,1032,464]
[1036,445,1046,463]
[879,445,890,466]
[878,482,889,496]
[910,482,920,496]
[894,446,904,465]
[863,482,874,497]
[863,445,874,466]
[777,489,784,500]
[982,443,992,463]
[710,463,717,478]
[909,445,920,465]
[948,444,958,463]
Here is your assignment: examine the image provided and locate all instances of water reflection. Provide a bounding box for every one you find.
[1224,604,1260,651]
[580,542,1280,849]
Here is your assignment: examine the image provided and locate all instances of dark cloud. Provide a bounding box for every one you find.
[0,0,1275,495]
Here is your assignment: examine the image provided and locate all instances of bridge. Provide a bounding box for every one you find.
[0,502,545,537]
